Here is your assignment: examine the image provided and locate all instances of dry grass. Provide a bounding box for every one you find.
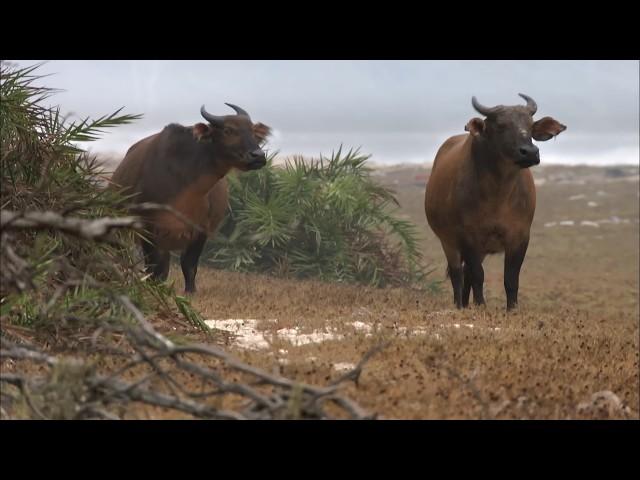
[7,163,634,419]
[149,164,639,419]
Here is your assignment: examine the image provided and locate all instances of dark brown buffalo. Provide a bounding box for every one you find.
[110,103,271,293]
[425,94,566,310]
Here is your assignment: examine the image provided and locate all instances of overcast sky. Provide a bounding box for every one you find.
[9,60,640,166]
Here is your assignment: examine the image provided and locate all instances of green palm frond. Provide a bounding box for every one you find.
[204,147,434,289]
[1,62,198,334]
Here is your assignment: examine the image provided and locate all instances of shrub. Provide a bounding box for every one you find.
[204,147,432,288]
[0,61,200,337]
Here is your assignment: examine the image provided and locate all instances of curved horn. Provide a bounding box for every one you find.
[518,93,537,115]
[200,105,225,126]
[471,96,499,117]
[225,103,250,118]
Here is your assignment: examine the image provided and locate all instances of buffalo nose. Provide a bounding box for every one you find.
[249,149,266,161]
[246,149,267,170]
[518,144,539,158]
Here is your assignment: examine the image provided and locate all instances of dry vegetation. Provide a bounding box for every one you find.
[2,63,637,420]
[4,160,637,420]
[154,163,638,419]
[0,64,377,420]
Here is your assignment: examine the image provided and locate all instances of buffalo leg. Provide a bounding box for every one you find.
[180,233,207,294]
[140,239,156,276]
[462,263,472,308]
[462,250,486,307]
[141,239,170,281]
[448,265,463,309]
[155,251,171,282]
[471,261,486,306]
[504,239,529,311]
[442,243,463,309]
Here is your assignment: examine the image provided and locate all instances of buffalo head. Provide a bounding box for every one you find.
[195,103,271,171]
[465,94,566,169]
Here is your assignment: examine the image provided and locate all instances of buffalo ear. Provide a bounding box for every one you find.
[253,122,272,146]
[193,123,213,142]
[465,117,485,136]
[532,116,566,141]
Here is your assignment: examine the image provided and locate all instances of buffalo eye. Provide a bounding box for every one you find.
[223,127,234,136]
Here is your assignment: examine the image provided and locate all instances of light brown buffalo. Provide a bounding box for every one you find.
[425,94,566,310]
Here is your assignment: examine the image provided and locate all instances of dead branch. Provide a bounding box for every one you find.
[0,204,378,420]
[0,308,379,420]
[425,356,491,420]
[330,341,390,387]
[1,210,143,243]
[126,202,208,235]
[1,232,35,293]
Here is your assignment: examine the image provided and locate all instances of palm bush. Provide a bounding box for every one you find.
[0,61,200,337]
[204,147,431,288]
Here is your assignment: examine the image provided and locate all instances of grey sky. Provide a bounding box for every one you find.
[10,60,640,165]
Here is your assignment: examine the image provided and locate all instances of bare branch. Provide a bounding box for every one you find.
[1,232,35,292]
[126,202,208,235]
[1,210,142,244]
[1,315,376,420]
[330,341,390,387]
[0,205,375,420]
[425,356,491,420]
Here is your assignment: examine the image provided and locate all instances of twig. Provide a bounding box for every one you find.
[425,356,492,420]
[0,373,48,419]
[330,341,390,387]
